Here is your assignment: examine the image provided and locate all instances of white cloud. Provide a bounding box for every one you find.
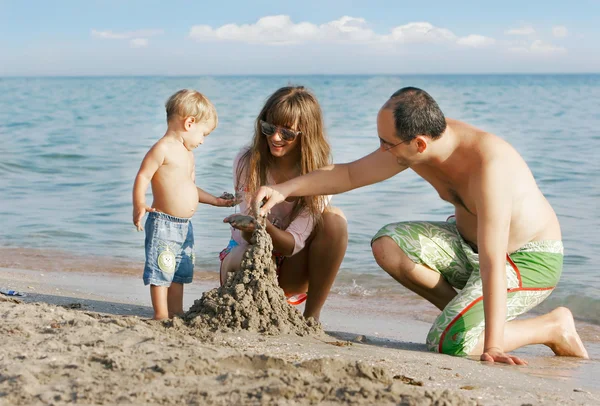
[552,25,568,38]
[456,34,496,48]
[505,25,535,36]
[91,29,163,39]
[91,29,163,47]
[189,15,495,48]
[383,22,456,43]
[129,38,148,48]
[530,40,566,53]
[189,16,372,45]
[509,40,566,54]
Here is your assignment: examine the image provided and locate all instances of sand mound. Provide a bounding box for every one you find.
[185,219,321,336]
[0,299,477,406]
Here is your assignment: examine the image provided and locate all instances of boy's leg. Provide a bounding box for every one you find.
[150,285,169,320]
[167,282,184,318]
[169,220,194,318]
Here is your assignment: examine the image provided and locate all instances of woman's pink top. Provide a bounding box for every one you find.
[230,149,331,256]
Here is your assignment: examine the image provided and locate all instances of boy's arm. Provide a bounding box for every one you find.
[254,148,407,216]
[197,188,236,207]
[474,160,526,365]
[132,143,165,231]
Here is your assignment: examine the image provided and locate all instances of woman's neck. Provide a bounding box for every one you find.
[270,152,301,183]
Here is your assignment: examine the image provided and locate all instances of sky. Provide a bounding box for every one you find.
[1,0,599,76]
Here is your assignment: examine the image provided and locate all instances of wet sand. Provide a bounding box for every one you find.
[1,249,599,405]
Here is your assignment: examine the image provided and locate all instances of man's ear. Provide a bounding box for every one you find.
[415,135,428,153]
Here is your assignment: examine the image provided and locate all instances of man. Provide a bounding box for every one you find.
[253,87,588,364]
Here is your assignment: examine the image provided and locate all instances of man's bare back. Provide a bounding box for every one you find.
[412,118,561,253]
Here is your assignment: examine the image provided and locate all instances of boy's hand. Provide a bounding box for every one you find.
[133,205,156,231]
[214,192,239,207]
[223,214,256,233]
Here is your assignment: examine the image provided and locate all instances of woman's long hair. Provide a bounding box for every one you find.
[237,86,331,225]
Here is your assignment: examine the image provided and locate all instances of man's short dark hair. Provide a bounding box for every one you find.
[386,87,446,141]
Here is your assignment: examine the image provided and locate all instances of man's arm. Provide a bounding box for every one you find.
[255,148,407,215]
[474,160,525,365]
[132,143,165,231]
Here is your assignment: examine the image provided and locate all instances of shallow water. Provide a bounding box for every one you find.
[1,74,599,324]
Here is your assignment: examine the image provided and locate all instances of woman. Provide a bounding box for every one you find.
[219,86,348,321]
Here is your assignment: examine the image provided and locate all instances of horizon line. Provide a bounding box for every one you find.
[1,72,599,79]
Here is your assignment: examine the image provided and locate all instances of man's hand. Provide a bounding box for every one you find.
[133,205,156,231]
[252,186,287,217]
[480,348,527,365]
[223,214,256,233]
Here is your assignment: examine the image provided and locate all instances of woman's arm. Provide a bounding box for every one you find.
[240,221,295,255]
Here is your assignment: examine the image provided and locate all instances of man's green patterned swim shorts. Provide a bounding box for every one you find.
[372,219,563,356]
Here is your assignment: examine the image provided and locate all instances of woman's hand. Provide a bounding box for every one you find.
[480,347,527,365]
[252,185,288,216]
[223,214,256,233]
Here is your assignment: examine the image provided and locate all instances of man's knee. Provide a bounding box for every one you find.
[371,237,413,276]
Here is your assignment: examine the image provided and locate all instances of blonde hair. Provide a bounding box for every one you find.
[237,86,331,225]
[165,89,218,127]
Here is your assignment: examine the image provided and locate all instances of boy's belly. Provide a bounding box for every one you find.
[151,180,199,219]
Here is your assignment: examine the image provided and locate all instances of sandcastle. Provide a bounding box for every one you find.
[185,215,322,336]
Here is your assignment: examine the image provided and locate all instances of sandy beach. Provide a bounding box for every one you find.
[1,250,599,405]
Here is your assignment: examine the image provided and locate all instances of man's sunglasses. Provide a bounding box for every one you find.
[379,137,410,151]
[260,120,302,142]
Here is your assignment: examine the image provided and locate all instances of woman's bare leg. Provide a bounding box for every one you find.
[219,245,246,285]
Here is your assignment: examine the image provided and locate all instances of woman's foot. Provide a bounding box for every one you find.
[547,307,589,359]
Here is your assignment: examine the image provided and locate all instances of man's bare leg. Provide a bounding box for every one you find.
[150,285,169,320]
[372,236,457,310]
[469,307,589,358]
[167,282,184,318]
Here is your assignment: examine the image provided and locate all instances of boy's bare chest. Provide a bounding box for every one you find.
[161,152,195,178]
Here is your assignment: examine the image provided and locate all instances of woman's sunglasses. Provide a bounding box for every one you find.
[260,120,302,142]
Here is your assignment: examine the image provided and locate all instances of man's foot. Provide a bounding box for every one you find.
[547,307,589,359]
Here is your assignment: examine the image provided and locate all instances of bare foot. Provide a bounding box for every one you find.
[547,307,589,359]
